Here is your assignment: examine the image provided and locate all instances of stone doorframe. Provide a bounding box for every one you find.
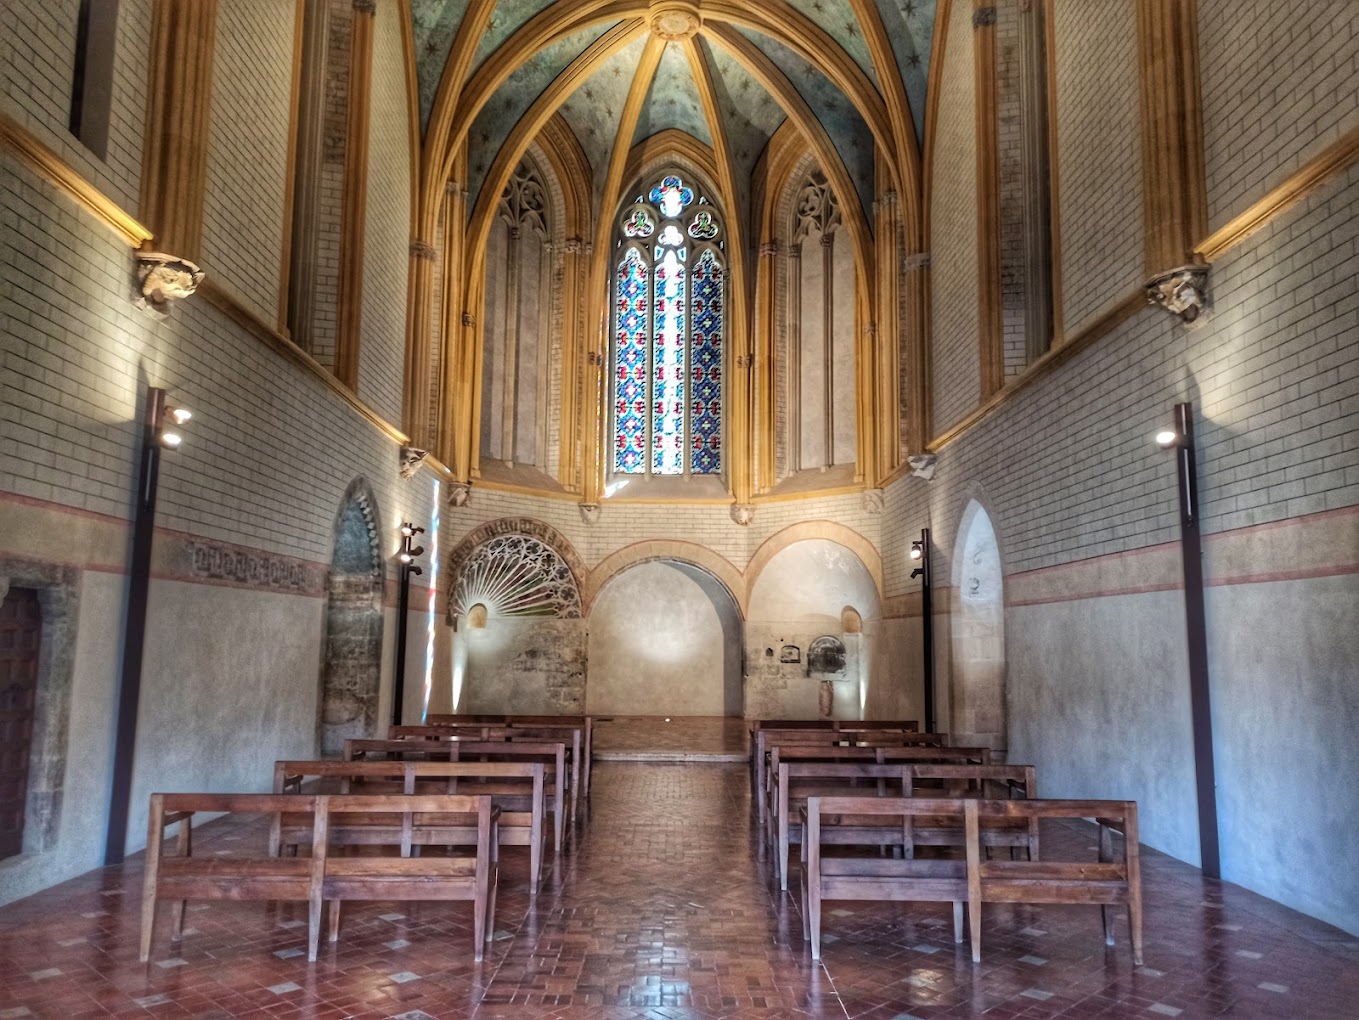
[0,556,80,856]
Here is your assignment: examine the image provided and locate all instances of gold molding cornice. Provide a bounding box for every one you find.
[0,114,152,247]
[1195,126,1359,262]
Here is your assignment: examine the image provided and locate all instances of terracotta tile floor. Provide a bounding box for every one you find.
[2,759,1357,1019]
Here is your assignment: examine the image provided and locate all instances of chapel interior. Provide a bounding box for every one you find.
[1,0,1357,1016]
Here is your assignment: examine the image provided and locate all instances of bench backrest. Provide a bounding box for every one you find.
[273,759,543,794]
[907,763,1036,799]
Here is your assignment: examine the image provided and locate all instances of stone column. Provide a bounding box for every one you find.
[335,0,376,390]
[974,1,1004,399]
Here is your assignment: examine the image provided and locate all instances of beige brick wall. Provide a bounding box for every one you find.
[1052,0,1143,335]
[1200,0,1359,232]
[930,0,980,436]
[0,0,148,214]
[201,0,294,323]
[357,0,411,425]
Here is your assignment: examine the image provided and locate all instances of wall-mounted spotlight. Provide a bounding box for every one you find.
[909,529,934,733]
[909,541,924,564]
[1155,429,1179,449]
[106,386,197,866]
[392,522,426,726]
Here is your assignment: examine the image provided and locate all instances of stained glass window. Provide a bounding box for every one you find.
[611,174,724,477]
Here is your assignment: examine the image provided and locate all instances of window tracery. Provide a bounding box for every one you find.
[611,174,726,477]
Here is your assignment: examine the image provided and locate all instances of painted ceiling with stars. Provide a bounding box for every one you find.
[413,0,938,229]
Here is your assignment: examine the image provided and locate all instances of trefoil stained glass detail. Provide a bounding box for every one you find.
[611,174,725,478]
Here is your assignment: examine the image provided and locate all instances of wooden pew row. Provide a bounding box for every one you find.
[800,797,1143,965]
[272,759,547,892]
[140,793,498,963]
[753,728,945,821]
[763,742,987,832]
[392,724,583,824]
[346,738,568,853]
[425,715,594,798]
[769,761,1036,891]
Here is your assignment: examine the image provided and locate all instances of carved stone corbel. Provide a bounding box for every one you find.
[134,252,205,315]
[579,503,601,525]
[862,489,885,514]
[447,481,471,507]
[908,453,937,481]
[398,446,427,479]
[730,503,755,526]
[1145,264,1209,322]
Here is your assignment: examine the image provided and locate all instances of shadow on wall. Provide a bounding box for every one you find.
[950,500,1006,752]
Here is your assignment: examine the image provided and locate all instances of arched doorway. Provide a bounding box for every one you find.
[586,560,743,717]
[950,500,1007,754]
[318,480,384,755]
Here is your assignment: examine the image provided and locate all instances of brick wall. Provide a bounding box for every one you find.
[1200,0,1359,232]
[1052,0,1143,334]
[0,0,148,214]
[200,0,294,323]
[357,0,411,425]
[930,0,980,436]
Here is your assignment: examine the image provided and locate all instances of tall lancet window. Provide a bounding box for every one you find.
[611,175,725,477]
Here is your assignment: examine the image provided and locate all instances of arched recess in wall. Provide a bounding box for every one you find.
[746,538,882,721]
[445,520,585,716]
[586,559,743,718]
[773,153,859,482]
[477,147,566,483]
[949,499,1007,753]
[319,479,385,756]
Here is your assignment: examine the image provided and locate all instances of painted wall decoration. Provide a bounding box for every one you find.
[557,35,650,211]
[785,0,881,89]
[734,27,877,222]
[632,41,712,147]
[873,0,937,143]
[412,0,474,132]
[701,37,787,231]
[471,0,558,76]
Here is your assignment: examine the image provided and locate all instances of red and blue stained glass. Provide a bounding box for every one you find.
[614,247,649,473]
[650,175,694,218]
[651,247,687,474]
[690,250,723,474]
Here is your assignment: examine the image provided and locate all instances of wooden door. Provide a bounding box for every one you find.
[0,588,41,860]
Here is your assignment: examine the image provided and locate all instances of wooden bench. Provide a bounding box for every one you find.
[763,742,987,828]
[800,796,970,959]
[964,798,1142,965]
[426,714,594,798]
[902,763,1039,860]
[140,792,498,963]
[346,737,568,853]
[272,759,546,892]
[750,722,918,820]
[799,796,1144,964]
[392,724,583,824]
[770,761,915,891]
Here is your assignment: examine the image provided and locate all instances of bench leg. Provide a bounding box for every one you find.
[328,900,341,943]
[808,879,822,960]
[169,899,187,945]
[139,898,156,963]
[1129,900,1144,966]
[307,891,322,962]
[952,901,964,944]
[778,820,790,892]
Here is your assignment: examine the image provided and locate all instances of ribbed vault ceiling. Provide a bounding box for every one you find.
[411,0,937,227]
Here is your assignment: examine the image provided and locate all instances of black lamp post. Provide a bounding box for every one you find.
[1157,402,1221,879]
[105,386,192,865]
[910,528,936,734]
[391,523,424,726]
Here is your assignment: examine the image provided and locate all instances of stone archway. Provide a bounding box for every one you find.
[950,500,1007,754]
[587,559,744,717]
[318,479,384,755]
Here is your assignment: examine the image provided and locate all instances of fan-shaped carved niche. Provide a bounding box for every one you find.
[807,635,846,676]
[449,534,582,624]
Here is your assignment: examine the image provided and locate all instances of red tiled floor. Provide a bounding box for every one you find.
[2,759,1357,1019]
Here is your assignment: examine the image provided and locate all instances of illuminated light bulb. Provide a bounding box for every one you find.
[1155,430,1178,448]
[401,525,414,537]
[168,406,192,425]
[909,544,922,561]
[399,552,413,564]
[160,431,182,449]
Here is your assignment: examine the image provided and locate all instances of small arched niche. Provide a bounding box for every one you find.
[949,500,1007,753]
